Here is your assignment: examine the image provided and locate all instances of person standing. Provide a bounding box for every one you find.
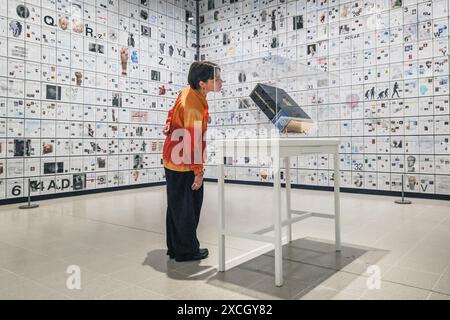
[162,61,223,262]
[392,81,400,98]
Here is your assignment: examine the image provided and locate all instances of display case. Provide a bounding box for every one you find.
[205,54,340,184]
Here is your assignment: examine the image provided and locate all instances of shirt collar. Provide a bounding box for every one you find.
[188,86,207,103]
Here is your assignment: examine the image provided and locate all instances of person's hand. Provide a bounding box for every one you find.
[191,173,204,191]
[162,124,170,136]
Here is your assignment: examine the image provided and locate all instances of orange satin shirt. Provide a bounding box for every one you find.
[162,87,209,175]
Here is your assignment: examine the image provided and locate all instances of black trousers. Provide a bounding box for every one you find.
[164,168,204,258]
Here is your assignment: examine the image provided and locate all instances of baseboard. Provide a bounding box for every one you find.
[2,177,448,207]
[203,178,450,201]
[0,181,167,206]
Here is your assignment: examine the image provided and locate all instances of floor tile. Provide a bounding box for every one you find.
[0,273,70,300]
[296,285,360,300]
[383,266,441,291]
[433,274,450,296]
[360,281,430,300]
[100,286,168,300]
[109,265,169,285]
[34,268,104,293]
[55,275,132,300]
[314,272,369,297]
[136,272,198,296]
[239,275,314,300]
[427,292,450,300]
[169,282,244,300]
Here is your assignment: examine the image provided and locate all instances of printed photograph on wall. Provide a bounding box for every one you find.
[46,85,61,101]
[120,48,129,76]
[44,162,64,174]
[293,15,303,30]
[392,0,403,8]
[73,174,86,191]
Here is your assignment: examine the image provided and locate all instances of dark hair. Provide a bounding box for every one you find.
[188,61,220,90]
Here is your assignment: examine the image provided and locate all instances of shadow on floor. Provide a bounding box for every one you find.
[206,237,389,300]
[142,249,215,281]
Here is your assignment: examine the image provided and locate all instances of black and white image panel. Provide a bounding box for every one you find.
[199,0,450,197]
[0,0,197,200]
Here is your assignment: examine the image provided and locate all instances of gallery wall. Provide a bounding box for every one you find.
[0,0,198,200]
[1,0,449,202]
[199,0,450,197]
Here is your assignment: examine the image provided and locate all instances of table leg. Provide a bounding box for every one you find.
[273,152,283,287]
[285,158,292,244]
[218,145,226,271]
[333,149,341,252]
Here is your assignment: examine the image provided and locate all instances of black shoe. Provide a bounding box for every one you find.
[166,250,174,259]
[175,248,209,262]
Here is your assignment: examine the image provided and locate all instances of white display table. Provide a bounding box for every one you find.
[215,138,341,286]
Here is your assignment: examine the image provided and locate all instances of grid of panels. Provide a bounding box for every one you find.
[199,0,450,196]
[0,0,198,199]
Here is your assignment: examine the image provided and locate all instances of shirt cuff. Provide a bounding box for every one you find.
[192,166,204,175]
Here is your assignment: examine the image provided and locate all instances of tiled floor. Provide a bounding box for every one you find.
[0,182,449,300]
